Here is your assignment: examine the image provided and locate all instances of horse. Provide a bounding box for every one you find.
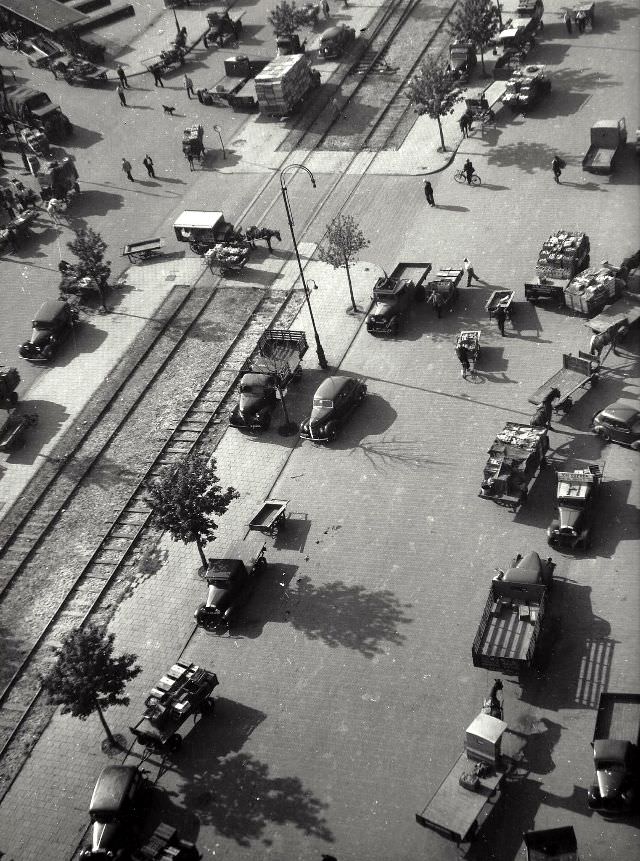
[245,226,282,252]
[482,678,504,720]
[530,387,560,428]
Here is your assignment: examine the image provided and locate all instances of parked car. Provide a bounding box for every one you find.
[195,539,267,630]
[300,376,367,442]
[319,24,356,59]
[591,402,640,449]
[18,299,78,362]
[82,765,145,859]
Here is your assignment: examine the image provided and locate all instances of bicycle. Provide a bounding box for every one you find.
[454,170,482,186]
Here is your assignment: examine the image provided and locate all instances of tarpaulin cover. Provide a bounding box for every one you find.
[0,0,86,34]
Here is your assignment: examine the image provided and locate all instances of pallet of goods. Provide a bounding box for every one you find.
[564,263,624,316]
[536,230,590,281]
[255,54,315,116]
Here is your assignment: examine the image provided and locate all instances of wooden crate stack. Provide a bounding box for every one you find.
[255,54,312,116]
[564,264,623,315]
[536,230,589,280]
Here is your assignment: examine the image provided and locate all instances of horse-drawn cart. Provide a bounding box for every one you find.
[486,290,515,321]
[456,330,481,370]
[130,661,218,757]
[182,125,205,163]
[479,423,549,510]
[144,47,185,75]
[248,498,289,535]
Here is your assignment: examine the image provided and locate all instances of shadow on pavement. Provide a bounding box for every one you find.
[5,399,70,464]
[69,124,103,148]
[589,0,640,32]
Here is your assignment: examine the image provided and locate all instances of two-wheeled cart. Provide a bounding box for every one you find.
[129,661,218,757]
[528,352,600,414]
[248,498,289,536]
[486,290,515,321]
[456,330,481,370]
[182,124,205,163]
[122,238,166,264]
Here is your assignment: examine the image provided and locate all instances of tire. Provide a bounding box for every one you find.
[414,284,425,302]
[454,171,466,184]
[167,734,182,752]
[259,412,271,431]
[596,429,611,443]
[326,424,338,443]
[471,174,481,186]
[9,392,18,406]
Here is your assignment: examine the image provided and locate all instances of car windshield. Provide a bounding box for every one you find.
[558,497,583,509]
[241,384,263,394]
[32,320,54,331]
[27,93,51,109]
[313,398,333,409]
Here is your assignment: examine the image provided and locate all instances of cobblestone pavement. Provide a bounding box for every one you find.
[0,0,639,860]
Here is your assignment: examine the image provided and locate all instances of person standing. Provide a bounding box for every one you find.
[459,114,468,138]
[116,65,129,88]
[456,343,471,378]
[152,66,164,87]
[116,84,127,107]
[142,154,155,178]
[463,158,475,185]
[551,154,564,183]
[563,11,573,33]
[576,9,586,31]
[463,257,480,287]
[423,180,435,206]
[184,74,195,99]
[122,158,135,182]
[494,304,507,336]
[186,151,195,171]
[322,0,330,17]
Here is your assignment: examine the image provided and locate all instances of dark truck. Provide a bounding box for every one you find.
[588,692,640,814]
[448,40,477,81]
[366,262,431,335]
[472,551,555,675]
[230,329,308,431]
[547,465,602,550]
[0,85,72,138]
[479,423,549,511]
[583,118,627,174]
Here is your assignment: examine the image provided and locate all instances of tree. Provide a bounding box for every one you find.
[41,624,140,745]
[60,227,111,310]
[317,215,370,313]
[448,0,499,75]
[267,1,305,35]
[406,59,462,152]
[145,454,239,568]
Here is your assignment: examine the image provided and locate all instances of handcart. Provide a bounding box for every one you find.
[528,351,600,413]
[0,409,37,452]
[129,661,218,757]
[486,290,515,320]
[122,238,166,264]
[456,330,481,370]
[248,498,289,535]
[204,242,251,275]
[465,96,496,127]
[205,10,242,47]
[425,268,462,314]
[182,124,205,163]
[19,127,51,158]
[52,55,108,85]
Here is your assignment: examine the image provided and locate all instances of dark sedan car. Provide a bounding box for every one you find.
[19,299,78,362]
[229,372,278,431]
[592,402,640,450]
[195,539,267,630]
[82,765,145,859]
[300,376,367,442]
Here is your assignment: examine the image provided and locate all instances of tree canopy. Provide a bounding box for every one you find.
[448,0,500,73]
[406,59,462,151]
[317,215,370,313]
[267,1,306,35]
[60,227,112,310]
[41,624,140,743]
[145,454,239,568]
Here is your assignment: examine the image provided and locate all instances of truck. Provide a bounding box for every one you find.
[0,85,72,139]
[479,423,549,510]
[229,329,308,431]
[254,54,320,117]
[416,710,509,846]
[583,118,627,174]
[366,262,431,335]
[525,230,590,304]
[35,155,80,202]
[502,64,551,112]
[448,40,477,82]
[471,551,555,674]
[588,692,640,814]
[547,465,602,549]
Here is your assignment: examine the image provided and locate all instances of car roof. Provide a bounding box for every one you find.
[206,558,246,581]
[89,766,139,815]
[314,376,352,399]
[598,402,639,423]
[241,372,271,387]
[34,300,69,322]
[321,26,345,40]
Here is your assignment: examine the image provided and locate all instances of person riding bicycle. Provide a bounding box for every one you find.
[463,159,475,185]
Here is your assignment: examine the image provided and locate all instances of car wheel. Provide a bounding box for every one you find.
[596,429,611,443]
[167,734,182,752]
[547,535,556,547]
[326,425,337,443]
[631,441,640,452]
[259,412,271,431]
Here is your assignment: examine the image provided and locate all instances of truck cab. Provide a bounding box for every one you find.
[583,118,627,174]
[448,40,477,80]
[588,692,640,814]
[195,538,267,629]
[547,466,601,549]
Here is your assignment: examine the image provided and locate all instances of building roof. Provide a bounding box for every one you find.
[0,0,86,34]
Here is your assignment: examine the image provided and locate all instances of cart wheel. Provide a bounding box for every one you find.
[168,734,182,752]
[200,698,215,715]
[9,392,18,406]
[130,252,143,265]
[145,694,160,708]
[596,429,611,444]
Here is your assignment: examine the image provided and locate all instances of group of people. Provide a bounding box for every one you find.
[563,8,591,34]
[121,155,156,183]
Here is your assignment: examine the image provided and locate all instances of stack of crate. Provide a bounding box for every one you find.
[255,54,313,116]
[536,230,590,280]
[564,264,623,315]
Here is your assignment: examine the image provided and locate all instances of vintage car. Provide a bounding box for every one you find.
[318,24,356,60]
[195,539,267,629]
[82,765,145,859]
[229,372,279,431]
[592,402,640,449]
[19,299,78,362]
[300,376,367,442]
[547,466,602,550]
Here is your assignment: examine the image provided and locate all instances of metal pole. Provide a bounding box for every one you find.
[279,165,328,370]
[214,125,226,159]
[172,6,181,35]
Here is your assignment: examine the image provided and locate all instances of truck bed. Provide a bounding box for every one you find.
[582,145,615,174]
[593,693,640,744]
[472,582,547,673]
[587,295,640,334]
[389,262,432,286]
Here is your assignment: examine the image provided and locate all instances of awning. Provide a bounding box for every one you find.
[0,0,86,34]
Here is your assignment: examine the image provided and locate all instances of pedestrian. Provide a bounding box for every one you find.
[456,343,471,378]
[142,154,155,178]
[122,158,135,182]
[465,110,473,133]
[433,291,445,318]
[46,197,63,224]
[116,65,129,88]
[423,180,435,206]
[116,84,127,107]
[184,74,195,99]
[151,66,164,87]
[463,158,475,185]
[551,154,564,183]
[576,9,586,31]
[203,32,209,49]
[459,114,468,138]
[563,11,573,33]
[589,331,606,358]
[463,257,480,287]
[494,304,507,336]
[186,151,195,171]
[322,0,330,17]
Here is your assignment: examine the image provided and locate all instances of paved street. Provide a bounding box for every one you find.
[0,0,639,859]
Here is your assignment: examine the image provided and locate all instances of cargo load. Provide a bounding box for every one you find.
[535,230,590,280]
[254,54,319,116]
[564,263,624,316]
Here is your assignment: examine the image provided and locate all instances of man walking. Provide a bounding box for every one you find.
[142,154,155,178]
[494,304,507,336]
[122,158,135,182]
[322,0,330,18]
[459,114,468,138]
[563,10,573,33]
[455,342,471,378]
[151,66,164,87]
[116,65,129,88]
[116,84,127,107]
[186,151,195,171]
[463,257,480,287]
[551,154,564,183]
[423,180,435,206]
[184,74,195,99]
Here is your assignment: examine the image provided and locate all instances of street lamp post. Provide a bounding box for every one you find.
[279,164,328,370]
[213,125,226,159]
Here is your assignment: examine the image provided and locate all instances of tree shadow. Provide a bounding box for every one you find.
[4,399,70,464]
[485,140,555,173]
[584,0,640,32]
[356,436,453,473]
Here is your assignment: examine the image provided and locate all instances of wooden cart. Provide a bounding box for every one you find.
[456,330,481,370]
[122,238,166,264]
[130,661,218,757]
[0,410,37,452]
[528,352,600,413]
[486,290,515,320]
[248,499,288,535]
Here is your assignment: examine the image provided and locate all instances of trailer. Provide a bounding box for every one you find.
[425,268,462,316]
[585,294,640,338]
[366,262,431,335]
[479,423,549,510]
[588,692,640,813]
[528,352,600,414]
[524,827,578,861]
[472,552,555,674]
[583,118,627,174]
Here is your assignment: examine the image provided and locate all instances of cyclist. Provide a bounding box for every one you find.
[463,159,475,185]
